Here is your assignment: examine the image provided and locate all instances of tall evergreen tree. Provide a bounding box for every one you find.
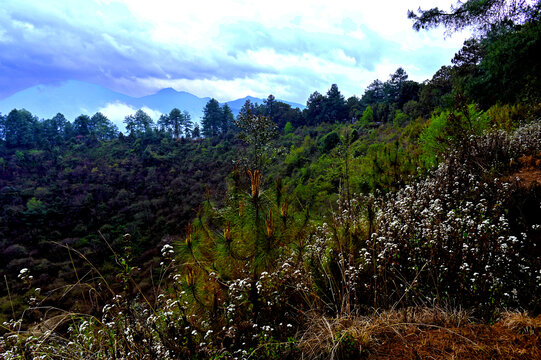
[183,110,193,138]
[304,91,325,125]
[237,100,257,121]
[383,68,409,103]
[192,123,201,138]
[346,95,364,120]
[202,99,222,137]
[124,109,153,136]
[169,108,184,139]
[73,114,92,137]
[362,80,385,106]
[264,94,276,118]
[221,104,234,134]
[235,112,277,171]
[323,84,348,122]
[91,112,118,140]
[158,114,171,133]
[42,113,69,145]
[4,109,37,148]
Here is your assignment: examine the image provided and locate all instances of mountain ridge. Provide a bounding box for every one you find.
[0,80,304,130]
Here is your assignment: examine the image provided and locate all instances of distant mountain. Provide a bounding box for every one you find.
[226,96,263,113]
[0,80,304,131]
[133,88,211,122]
[0,81,133,121]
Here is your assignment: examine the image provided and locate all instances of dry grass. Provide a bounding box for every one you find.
[298,307,471,359]
[299,312,375,359]
[502,311,541,335]
[297,308,541,360]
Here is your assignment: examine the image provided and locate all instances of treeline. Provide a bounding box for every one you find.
[2,0,540,150]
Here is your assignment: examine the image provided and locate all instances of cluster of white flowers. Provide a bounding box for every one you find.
[161,244,174,257]
[364,123,541,309]
[17,268,33,282]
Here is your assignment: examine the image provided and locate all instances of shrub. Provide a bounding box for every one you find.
[419,104,490,168]
[320,131,340,153]
[369,122,541,315]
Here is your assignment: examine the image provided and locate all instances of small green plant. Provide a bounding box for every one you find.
[335,331,361,360]
[419,104,490,168]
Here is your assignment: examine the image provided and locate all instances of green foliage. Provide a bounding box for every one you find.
[408,0,534,34]
[323,84,348,122]
[420,104,490,168]
[235,112,278,170]
[283,121,294,134]
[419,110,448,168]
[90,112,118,140]
[4,109,37,148]
[392,109,409,127]
[412,1,541,110]
[285,145,308,173]
[304,91,326,125]
[25,197,45,213]
[124,109,154,136]
[335,331,363,360]
[485,103,526,131]
[202,99,223,137]
[359,106,373,126]
[470,18,541,106]
[419,66,453,115]
[320,131,340,153]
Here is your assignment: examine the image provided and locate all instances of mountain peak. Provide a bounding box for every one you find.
[0,80,304,127]
[156,87,178,95]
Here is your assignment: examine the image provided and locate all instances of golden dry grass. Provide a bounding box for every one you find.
[297,308,541,359]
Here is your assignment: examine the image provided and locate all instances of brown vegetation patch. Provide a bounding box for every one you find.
[506,153,541,188]
[368,313,541,360]
[298,309,541,359]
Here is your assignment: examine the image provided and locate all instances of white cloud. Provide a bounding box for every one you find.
[98,102,133,127]
[1,0,472,103]
[140,106,163,122]
[107,0,470,101]
[98,101,162,132]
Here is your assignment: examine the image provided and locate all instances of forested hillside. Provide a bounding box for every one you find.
[1,1,541,358]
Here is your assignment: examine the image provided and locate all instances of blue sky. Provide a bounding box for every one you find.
[0,0,469,104]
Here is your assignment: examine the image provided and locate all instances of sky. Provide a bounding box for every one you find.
[0,0,470,105]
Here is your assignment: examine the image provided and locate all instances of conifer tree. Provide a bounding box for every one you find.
[202,99,222,137]
[220,104,234,134]
[169,108,184,139]
[323,84,348,123]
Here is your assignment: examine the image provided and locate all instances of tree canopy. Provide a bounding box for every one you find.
[408,0,537,34]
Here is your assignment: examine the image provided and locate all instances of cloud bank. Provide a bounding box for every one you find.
[0,0,469,104]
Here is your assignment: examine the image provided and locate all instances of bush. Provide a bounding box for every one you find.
[369,122,541,315]
[320,131,340,153]
[420,104,490,168]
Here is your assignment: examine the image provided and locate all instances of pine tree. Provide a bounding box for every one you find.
[221,104,234,134]
[183,111,193,138]
[169,108,184,139]
[202,99,222,137]
[323,84,348,123]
